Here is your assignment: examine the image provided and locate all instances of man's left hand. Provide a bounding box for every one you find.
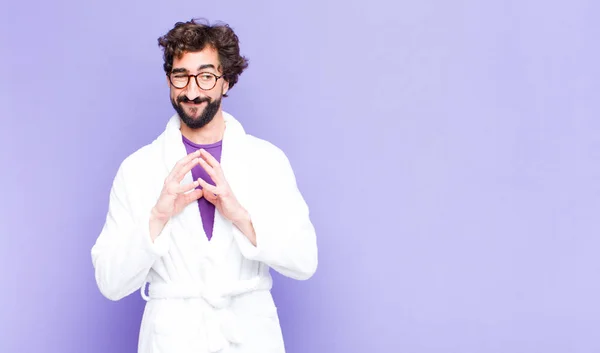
[196,148,248,224]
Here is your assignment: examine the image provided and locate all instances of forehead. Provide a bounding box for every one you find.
[172,47,221,72]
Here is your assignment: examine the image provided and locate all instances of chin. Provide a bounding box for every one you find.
[187,107,203,115]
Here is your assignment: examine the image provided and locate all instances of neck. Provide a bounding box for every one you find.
[180,111,225,145]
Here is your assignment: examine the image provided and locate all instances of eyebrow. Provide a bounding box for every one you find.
[171,64,217,74]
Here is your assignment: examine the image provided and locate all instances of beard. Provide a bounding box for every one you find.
[171,94,222,130]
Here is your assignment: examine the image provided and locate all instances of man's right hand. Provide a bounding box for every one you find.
[149,150,204,242]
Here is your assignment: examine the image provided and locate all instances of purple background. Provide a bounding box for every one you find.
[1,0,599,352]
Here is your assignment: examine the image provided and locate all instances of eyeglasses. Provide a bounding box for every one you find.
[168,72,224,90]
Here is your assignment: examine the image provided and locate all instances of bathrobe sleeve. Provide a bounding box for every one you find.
[232,145,318,280]
[91,158,173,301]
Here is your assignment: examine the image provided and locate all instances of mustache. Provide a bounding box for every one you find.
[178,96,210,104]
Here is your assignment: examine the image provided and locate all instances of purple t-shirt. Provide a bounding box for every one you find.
[182,135,222,241]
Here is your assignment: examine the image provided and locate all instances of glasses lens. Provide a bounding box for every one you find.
[197,74,216,90]
[170,74,189,89]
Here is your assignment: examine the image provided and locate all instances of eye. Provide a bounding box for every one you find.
[199,74,213,81]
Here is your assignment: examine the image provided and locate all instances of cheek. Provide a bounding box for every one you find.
[170,89,181,101]
[212,87,224,99]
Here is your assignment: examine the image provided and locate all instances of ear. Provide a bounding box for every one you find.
[166,74,171,87]
[222,79,229,96]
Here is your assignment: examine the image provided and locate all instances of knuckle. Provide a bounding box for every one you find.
[165,184,177,194]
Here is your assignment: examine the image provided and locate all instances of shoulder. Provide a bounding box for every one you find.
[242,133,300,188]
[244,134,291,168]
[225,112,290,165]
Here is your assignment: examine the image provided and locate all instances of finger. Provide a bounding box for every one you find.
[177,179,200,194]
[182,188,204,205]
[183,149,203,163]
[167,150,202,181]
[197,177,218,194]
[173,150,202,173]
[166,158,194,184]
[173,157,201,182]
[197,157,220,184]
[202,188,218,205]
[199,149,222,173]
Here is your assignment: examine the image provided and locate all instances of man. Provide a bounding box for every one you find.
[91,18,318,353]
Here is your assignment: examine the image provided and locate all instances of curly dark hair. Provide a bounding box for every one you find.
[157,18,249,96]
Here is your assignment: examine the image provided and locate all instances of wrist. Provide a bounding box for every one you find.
[231,207,250,226]
[149,207,169,243]
[150,207,170,223]
[150,207,169,220]
[231,207,257,246]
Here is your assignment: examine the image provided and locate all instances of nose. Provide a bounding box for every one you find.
[185,77,201,100]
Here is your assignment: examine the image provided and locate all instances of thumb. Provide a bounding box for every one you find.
[202,188,218,205]
[183,188,204,206]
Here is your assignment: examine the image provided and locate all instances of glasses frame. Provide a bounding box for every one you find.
[168,71,224,90]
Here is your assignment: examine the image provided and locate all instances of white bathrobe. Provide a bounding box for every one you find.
[91,111,318,353]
